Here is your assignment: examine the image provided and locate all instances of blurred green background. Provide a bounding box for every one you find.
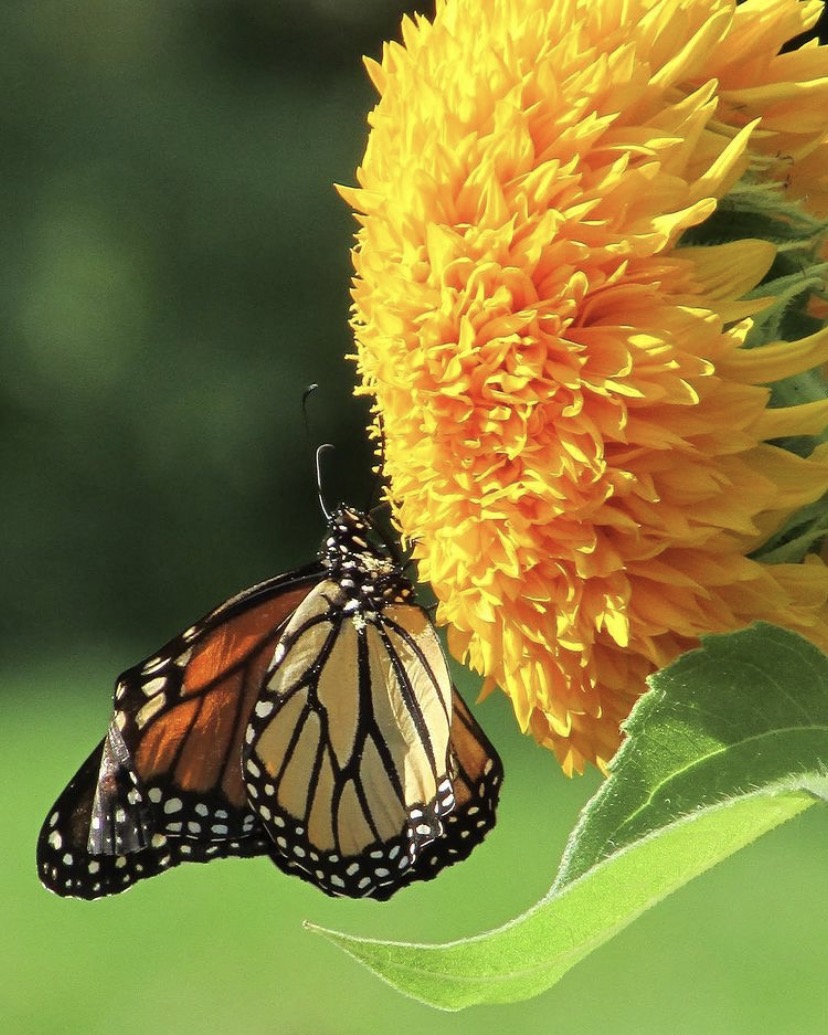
[3,3,827,1032]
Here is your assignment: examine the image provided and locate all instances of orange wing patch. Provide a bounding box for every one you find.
[129,586,316,805]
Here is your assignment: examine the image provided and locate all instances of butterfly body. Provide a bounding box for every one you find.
[38,507,502,900]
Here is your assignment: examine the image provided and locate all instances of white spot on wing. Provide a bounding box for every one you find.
[135,693,166,730]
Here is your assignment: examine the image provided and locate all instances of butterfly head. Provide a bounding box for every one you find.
[322,506,414,607]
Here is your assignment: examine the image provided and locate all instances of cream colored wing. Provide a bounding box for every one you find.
[243,582,456,898]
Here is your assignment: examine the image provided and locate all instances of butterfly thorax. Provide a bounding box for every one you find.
[321,507,413,613]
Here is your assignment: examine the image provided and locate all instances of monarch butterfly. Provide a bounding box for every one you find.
[37,506,502,900]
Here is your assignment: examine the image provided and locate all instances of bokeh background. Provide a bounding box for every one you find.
[3,3,828,1032]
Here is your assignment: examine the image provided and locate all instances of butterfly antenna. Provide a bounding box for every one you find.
[315,443,334,523]
[302,383,334,522]
[302,383,319,446]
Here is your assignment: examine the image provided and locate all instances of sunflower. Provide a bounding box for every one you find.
[340,0,828,773]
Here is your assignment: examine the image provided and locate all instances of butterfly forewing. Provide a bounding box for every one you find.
[242,528,489,899]
[120,582,318,832]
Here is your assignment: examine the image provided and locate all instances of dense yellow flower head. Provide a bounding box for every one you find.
[342,0,828,773]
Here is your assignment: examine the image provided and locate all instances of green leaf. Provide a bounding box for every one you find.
[310,623,828,1010]
[755,493,828,563]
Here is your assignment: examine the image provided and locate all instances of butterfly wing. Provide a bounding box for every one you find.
[243,587,501,899]
[36,738,276,899]
[37,564,322,899]
[379,687,503,898]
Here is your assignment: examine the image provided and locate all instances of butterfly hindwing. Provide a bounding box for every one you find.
[36,739,278,900]
[388,687,503,895]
